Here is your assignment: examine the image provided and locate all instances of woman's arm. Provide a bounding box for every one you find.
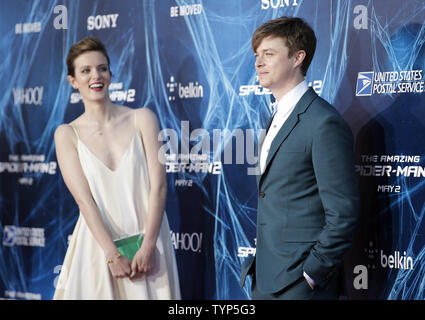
[54,124,132,278]
[132,108,167,274]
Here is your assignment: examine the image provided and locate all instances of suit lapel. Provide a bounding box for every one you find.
[259,88,318,185]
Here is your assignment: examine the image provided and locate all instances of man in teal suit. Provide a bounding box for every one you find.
[240,17,360,299]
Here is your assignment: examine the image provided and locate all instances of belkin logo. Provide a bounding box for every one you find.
[380,250,413,270]
[356,71,374,96]
[166,76,204,101]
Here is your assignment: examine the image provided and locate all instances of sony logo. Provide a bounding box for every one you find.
[87,14,119,30]
[261,0,299,10]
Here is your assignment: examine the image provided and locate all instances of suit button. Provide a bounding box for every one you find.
[259,192,265,198]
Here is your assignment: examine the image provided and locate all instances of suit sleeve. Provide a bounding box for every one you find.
[303,114,360,287]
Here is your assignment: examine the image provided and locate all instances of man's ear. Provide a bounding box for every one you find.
[293,50,306,69]
[67,75,78,89]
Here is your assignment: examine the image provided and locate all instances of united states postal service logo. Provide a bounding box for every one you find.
[3,225,16,246]
[356,71,374,96]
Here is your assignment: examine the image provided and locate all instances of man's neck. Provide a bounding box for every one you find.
[272,76,305,102]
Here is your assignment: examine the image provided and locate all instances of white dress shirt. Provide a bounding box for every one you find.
[259,80,309,174]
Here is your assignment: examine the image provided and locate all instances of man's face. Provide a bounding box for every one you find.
[254,36,299,99]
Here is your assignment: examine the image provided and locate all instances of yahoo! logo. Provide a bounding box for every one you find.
[12,87,43,106]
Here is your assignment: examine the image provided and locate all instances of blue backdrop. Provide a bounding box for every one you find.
[0,0,424,300]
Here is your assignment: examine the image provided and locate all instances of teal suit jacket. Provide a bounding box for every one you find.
[240,88,360,294]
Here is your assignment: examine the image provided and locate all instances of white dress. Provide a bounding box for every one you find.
[53,119,181,300]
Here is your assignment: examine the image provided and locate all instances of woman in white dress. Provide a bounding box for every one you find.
[53,37,180,299]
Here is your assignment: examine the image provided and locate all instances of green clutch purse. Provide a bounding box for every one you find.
[113,233,144,260]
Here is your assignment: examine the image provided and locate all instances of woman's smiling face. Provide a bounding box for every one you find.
[68,50,112,102]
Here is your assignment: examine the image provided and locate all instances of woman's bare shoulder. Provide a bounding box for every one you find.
[54,122,78,145]
[134,107,159,126]
[133,108,160,141]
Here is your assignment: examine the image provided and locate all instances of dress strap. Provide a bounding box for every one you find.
[134,109,137,133]
[69,124,80,140]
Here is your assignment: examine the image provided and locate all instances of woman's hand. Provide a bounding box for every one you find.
[107,253,132,278]
[131,242,156,276]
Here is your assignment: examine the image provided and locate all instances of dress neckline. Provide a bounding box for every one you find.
[77,132,138,173]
